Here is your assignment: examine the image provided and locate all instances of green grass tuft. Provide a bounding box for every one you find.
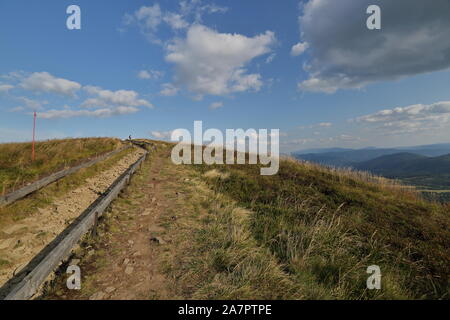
[196,156,449,299]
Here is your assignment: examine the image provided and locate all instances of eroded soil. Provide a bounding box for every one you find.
[0,147,145,286]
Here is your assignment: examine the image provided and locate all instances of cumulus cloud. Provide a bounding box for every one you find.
[82,86,153,108]
[123,4,163,43]
[290,42,308,56]
[138,69,164,80]
[354,101,450,134]
[124,1,227,43]
[20,72,81,96]
[265,53,276,64]
[297,0,450,93]
[138,70,152,79]
[9,106,25,113]
[179,1,228,22]
[209,101,223,110]
[165,24,276,96]
[4,71,152,119]
[1,71,26,81]
[38,106,139,119]
[0,84,14,93]
[15,97,47,110]
[151,130,173,139]
[135,4,162,30]
[163,12,189,30]
[285,134,362,147]
[299,122,333,129]
[160,83,179,96]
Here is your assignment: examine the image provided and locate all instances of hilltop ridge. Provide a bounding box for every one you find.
[38,140,450,300]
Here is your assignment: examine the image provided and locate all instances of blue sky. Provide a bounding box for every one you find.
[1,0,450,152]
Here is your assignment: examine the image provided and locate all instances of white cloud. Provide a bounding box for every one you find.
[163,12,189,30]
[13,97,47,111]
[354,101,450,134]
[1,71,26,81]
[265,53,276,64]
[5,71,152,120]
[297,0,450,93]
[135,4,162,31]
[20,72,81,96]
[151,130,173,139]
[209,101,223,110]
[179,1,228,22]
[38,106,139,119]
[285,134,362,147]
[290,42,308,56]
[124,1,228,43]
[83,86,153,108]
[138,70,151,79]
[298,77,343,94]
[9,106,25,113]
[160,83,179,96]
[17,97,48,110]
[355,101,450,123]
[165,24,276,96]
[299,122,333,129]
[123,4,163,43]
[0,84,14,93]
[285,138,315,145]
[138,69,164,80]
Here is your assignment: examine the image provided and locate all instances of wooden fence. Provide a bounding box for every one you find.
[0,146,131,207]
[0,150,148,300]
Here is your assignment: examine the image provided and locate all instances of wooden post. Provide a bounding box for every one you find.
[32,111,36,162]
[91,212,98,238]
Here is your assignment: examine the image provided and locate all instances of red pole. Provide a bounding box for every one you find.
[32,111,36,161]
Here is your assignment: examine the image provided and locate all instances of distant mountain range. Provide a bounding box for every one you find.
[354,153,450,178]
[292,143,450,167]
[292,144,450,200]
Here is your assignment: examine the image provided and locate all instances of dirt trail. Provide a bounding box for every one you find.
[0,147,145,286]
[45,145,187,300]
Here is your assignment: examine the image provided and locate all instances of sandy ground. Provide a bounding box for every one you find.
[45,145,188,300]
[0,147,145,286]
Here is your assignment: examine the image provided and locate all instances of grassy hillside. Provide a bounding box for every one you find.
[0,138,123,195]
[294,149,404,167]
[40,143,448,300]
[195,157,449,299]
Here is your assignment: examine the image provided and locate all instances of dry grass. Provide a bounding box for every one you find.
[0,147,134,227]
[34,142,450,300]
[0,138,123,195]
[282,156,420,200]
[195,155,449,299]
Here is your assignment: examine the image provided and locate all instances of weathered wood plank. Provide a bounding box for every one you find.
[0,146,131,207]
[1,151,148,300]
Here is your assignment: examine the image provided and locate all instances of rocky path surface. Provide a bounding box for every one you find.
[45,144,187,300]
[0,147,145,286]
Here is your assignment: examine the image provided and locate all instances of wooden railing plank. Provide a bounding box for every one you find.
[0,151,148,300]
[0,146,131,207]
